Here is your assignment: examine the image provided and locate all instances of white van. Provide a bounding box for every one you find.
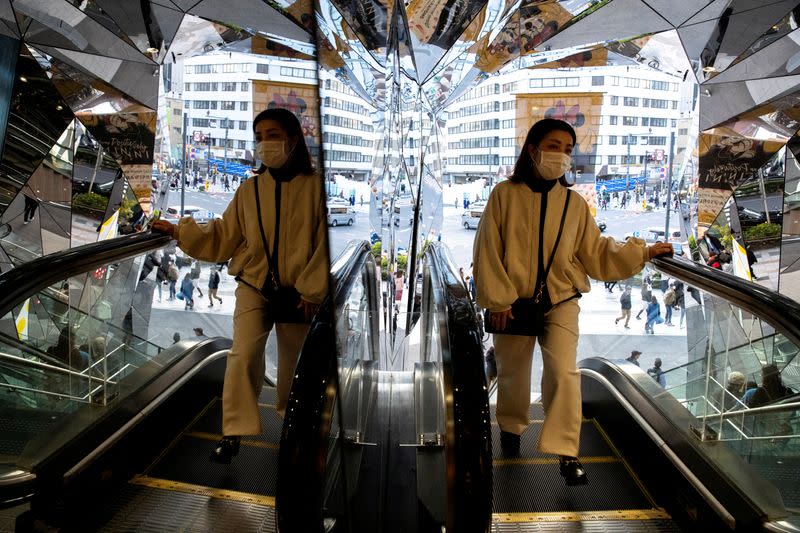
[327,205,355,226]
[462,208,483,229]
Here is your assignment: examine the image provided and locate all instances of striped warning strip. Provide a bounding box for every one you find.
[130,475,275,507]
[492,455,619,467]
[493,508,671,523]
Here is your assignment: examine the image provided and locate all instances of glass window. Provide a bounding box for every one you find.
[239,121,247,130]
[610,116,618,125]
[542,79,554,87]
[623,97,638,106]
[220,101,236,111]
[608,155,616,164]
[239,101,248,111]
[609,135,617,145]
[610,95,618,105]
[238,140,247,149]
[592,76,604,86]
[567,77,579,87]
[671,119,677,127]
[241,82,249,91]
[184,83,191,92]
[223,63,236,73]
[221,82,237,91]
[622,116,638,126]
[529,79,542,88]
[256,64,268,74]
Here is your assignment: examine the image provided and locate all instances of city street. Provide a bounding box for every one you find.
[151,186,699,393]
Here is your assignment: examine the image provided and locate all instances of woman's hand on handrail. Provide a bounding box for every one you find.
[151,219,176,238]
[647,241,673,260]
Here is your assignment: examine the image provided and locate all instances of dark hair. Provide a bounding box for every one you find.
[510,118,577,186]
[252,107,313,175]
[761,363,785,399]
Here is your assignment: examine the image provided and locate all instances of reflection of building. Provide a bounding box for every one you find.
[181,53,379,177]
[318,74,378,181]
[444,65,689,185]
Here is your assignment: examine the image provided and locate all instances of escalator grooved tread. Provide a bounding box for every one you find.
[259,386,277,405]
[491,420,613,459]
[147,434,280,497]
[191,395,282,445]
[142,389,283,499]
[88,483,276,532]
[491,406,667,519]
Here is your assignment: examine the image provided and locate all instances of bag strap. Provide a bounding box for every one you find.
[254,174,280,289]
[534,189,571,303]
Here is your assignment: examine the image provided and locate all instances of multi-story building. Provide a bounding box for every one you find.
[318,75,377,182]
[179,51,378,181]
[443,65,693,186]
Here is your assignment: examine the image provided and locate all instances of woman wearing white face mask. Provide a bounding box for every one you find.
[152,108,329,463]
[473,119,672,485]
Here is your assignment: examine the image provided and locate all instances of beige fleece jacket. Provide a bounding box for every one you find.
[174,170,329,304]
[473,180,649,313]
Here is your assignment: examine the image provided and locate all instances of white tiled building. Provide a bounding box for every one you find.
[443,65,693,185]
[179,52,378,180]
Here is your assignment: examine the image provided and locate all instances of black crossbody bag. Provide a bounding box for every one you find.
[254,174,308,324]
[484,189,571,336]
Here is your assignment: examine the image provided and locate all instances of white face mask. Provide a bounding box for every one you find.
[256,140,290,168]
[533,150,572,180]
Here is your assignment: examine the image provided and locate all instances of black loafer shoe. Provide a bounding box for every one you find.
[559,456,588,486]
[500,431,520,456]
[210,436,240,464]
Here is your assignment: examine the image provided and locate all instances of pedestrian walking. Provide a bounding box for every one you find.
[645,295,662,334]
[647,358,666,387]
[180,272,195,310]
[663,283,676,325]
[208,267,223,307]
[614,286,632,328]
[635,276,652,320]
[626,350,641,366]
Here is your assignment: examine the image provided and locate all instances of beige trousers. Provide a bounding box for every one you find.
[222,283,309,436]
[493,298,581,457]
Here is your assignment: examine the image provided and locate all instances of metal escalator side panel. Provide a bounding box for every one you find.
[426,242,493,532]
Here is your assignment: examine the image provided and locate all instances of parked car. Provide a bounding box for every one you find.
[164,205,221,224]
[461,208,483,229]
[327,205,355,226]
[737,205,783,228]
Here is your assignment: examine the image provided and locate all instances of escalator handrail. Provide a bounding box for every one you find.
[0,232,171,318]
[425,242,492,532]
[580,357,786,527]
[652,255,800,348]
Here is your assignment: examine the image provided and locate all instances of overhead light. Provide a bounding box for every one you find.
[56,105,63,110]
[19,76,27,82]
[702,66,717,73]
[146,47,159,55]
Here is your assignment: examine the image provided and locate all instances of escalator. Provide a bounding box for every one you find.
[0,233,354,532]
[471,254,800,531]
[3,231,800,532]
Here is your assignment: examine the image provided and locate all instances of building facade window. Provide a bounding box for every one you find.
[239,120,248,130]
[223,63,236,73]
[239,101,248,111]
[623,97,639,106]
[592,76,604,86]
[256,64,268,74]
[609,116,618,125]
[221,82,237,91]
[622,116,638,126]
[220,101,236,110]
[608,155,617,164]
[610,95,618,105]
[609,135,617,145]
[240,82,249,91]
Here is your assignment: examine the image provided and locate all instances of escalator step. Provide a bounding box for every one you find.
[259,386,277,405]
[88,482,276,532]
[147,434,279,497]
[191,397,282,445]
[491,420,613,459]
[492,461,651,513]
